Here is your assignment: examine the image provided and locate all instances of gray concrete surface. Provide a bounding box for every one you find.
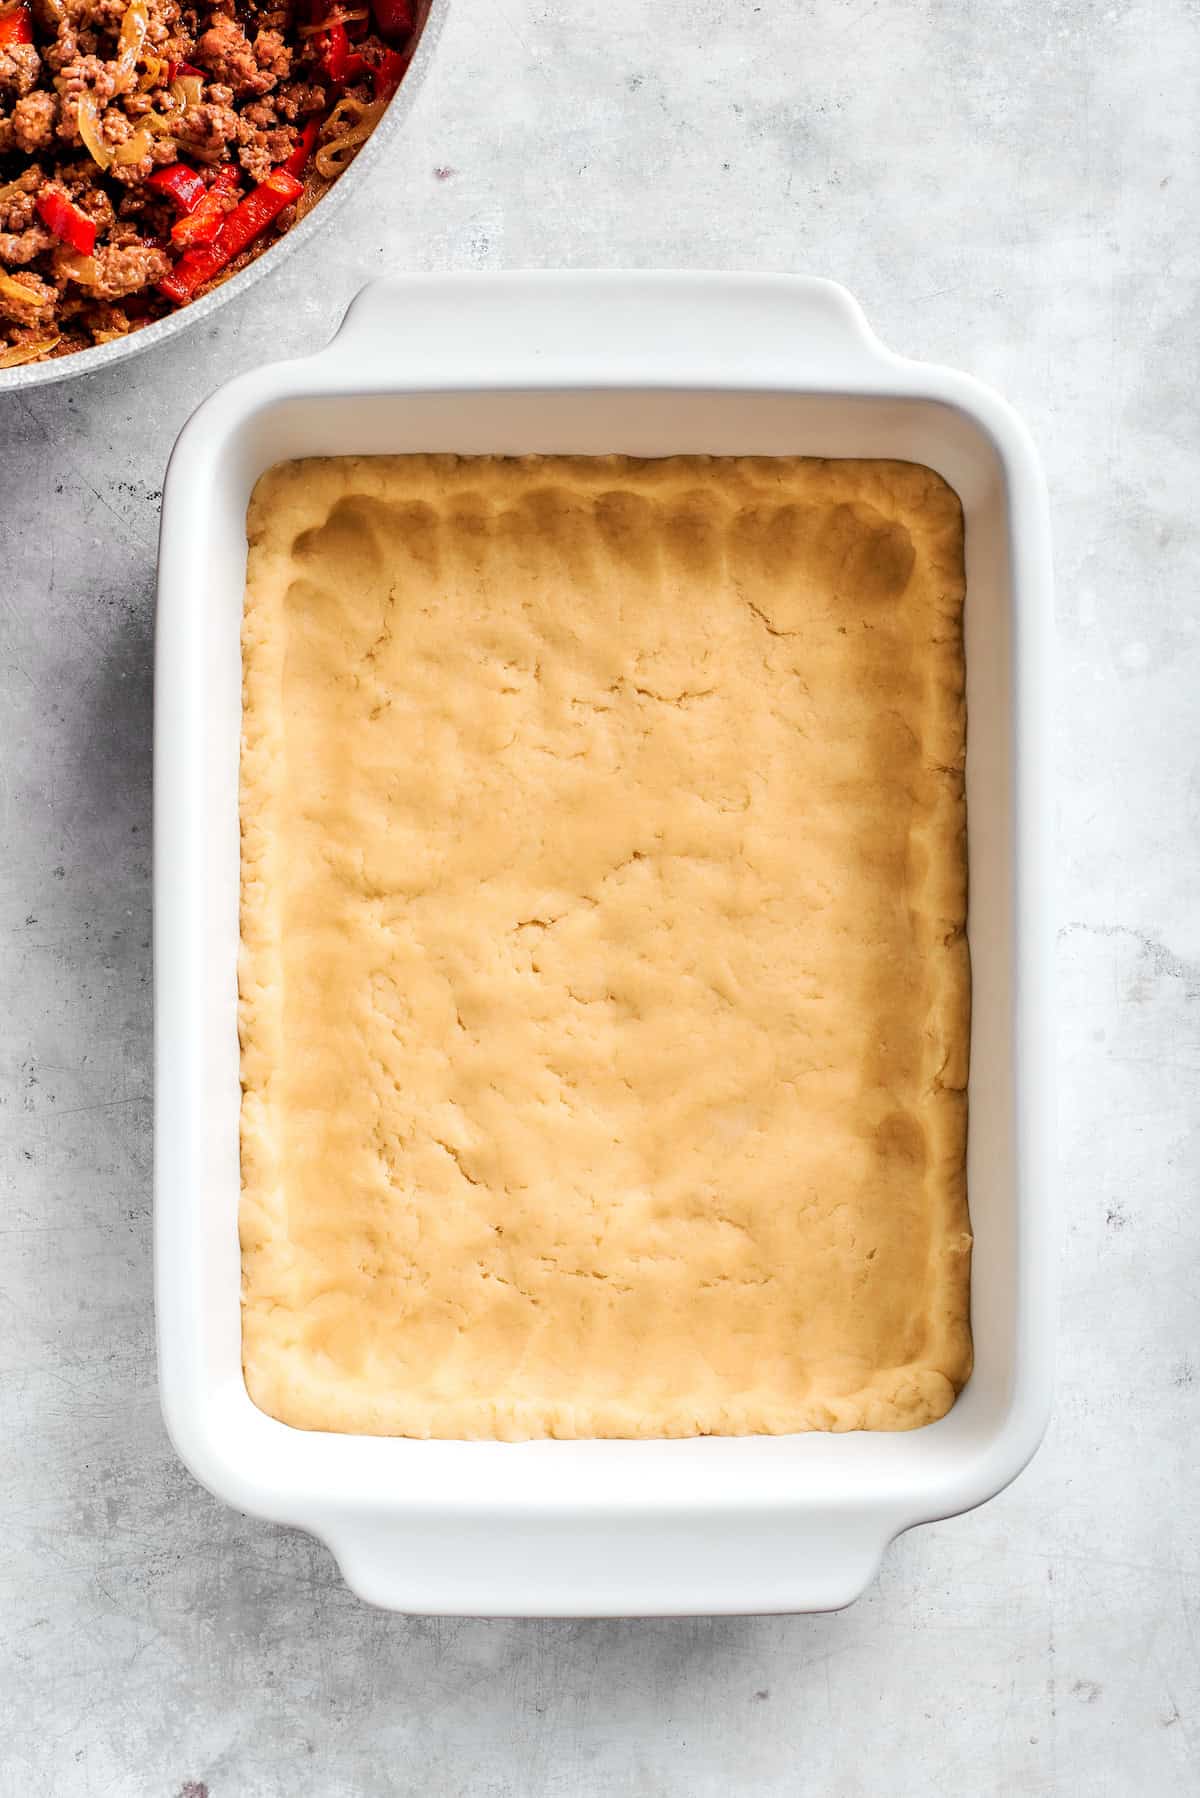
[2,0,1198,1792]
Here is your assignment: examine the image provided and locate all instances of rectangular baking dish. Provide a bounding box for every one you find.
[154,271,1055,1616]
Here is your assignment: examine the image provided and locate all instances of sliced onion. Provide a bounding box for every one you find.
[77,93,113,170]
[114,0,149,86]
[315,97,384,177]
[139,53,165,88]
[299,6,368,32]
[57,250,99,285]
[0,336,59,367]
[169,74,203,109]
[142,107,178,133]
[113,128,152,163]
[0,270,44,306]
[322,93,373,133]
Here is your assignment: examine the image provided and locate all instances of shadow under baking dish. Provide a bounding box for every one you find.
[155,271,1054,1614]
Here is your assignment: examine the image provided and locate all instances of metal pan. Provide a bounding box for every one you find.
[0,0,447,393]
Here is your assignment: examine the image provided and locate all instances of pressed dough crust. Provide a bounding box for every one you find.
[239,453,972,1439]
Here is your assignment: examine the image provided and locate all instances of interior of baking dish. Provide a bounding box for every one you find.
[156,277,1053,1613]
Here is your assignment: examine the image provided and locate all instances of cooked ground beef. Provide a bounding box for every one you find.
[0,42,41,92]
[13,85,54,147]
[0,260,52,312]
[0,0,418,366]
[194,13,277,92]
[0,217,47,255]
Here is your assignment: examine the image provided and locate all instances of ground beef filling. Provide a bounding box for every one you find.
[0,0,413,364]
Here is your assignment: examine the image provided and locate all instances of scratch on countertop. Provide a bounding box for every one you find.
[13,394,157,555]
[1059,921,1200,996]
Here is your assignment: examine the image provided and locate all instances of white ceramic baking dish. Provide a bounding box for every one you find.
[154,271,1055,1616]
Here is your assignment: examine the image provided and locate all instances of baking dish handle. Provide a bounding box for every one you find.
[315,1502,903,1617]
[309,271,903,389]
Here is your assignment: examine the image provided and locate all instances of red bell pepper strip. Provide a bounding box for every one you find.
[317,20,406,95]
[158,167,302,304]
[0,1,33,44]
[318,18,366,84]
[283,117,320,179]
[371,46,407,98]
[35,189,97,256]
[169,162,240,248]
[371,0,413,39]
[165,57,203,82]
[145,162,207,215]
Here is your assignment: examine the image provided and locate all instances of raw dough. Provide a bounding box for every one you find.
[239,453,971,1438]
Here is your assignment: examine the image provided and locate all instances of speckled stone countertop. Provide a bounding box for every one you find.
[2,1,1198,1792]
